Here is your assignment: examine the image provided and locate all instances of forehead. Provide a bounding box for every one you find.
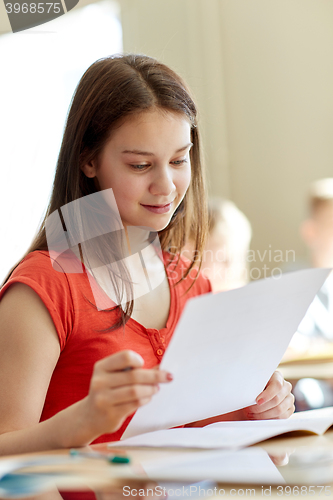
[107,109,191,144]
[313,200,333,223]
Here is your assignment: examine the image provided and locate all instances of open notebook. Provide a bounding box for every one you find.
[109,407,333,449]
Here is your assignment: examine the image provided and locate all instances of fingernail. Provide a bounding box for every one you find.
[256,398,264,405]
[166,373,173,381]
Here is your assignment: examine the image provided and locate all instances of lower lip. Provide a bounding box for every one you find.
[141,203,172,214]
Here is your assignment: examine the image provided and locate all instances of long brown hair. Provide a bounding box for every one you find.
[3,54,208,330]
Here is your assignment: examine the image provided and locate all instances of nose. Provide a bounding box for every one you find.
[149,165,176,197]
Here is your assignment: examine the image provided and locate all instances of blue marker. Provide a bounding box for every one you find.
[69,449,130,464]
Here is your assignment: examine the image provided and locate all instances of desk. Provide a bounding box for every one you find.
[2,431,333,499]
[279,362,333,381]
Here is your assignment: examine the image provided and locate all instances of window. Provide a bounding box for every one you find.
[0,1,122,281]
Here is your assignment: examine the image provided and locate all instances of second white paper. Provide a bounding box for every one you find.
[123,268,330,439]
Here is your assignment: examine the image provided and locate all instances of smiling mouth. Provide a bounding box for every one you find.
[140,202,174,214]
[141,200,175,208]
[142,203,171,208]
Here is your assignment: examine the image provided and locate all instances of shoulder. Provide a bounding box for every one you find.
[0,251,76,350]
[1,250,72,298]
[13,249,60,273]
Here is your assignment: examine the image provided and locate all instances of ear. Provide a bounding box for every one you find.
[80,160,97,179]
[300,219,316,247]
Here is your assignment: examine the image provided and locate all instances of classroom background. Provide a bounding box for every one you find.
[1,0,333,282]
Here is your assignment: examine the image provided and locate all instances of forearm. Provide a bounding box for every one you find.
[0,397,98,456]
[185,408,248,427]
[0,350,172,456]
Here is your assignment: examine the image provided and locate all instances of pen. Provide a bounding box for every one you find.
[69,449,130,464]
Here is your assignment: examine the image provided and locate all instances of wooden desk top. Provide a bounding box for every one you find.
[2,430,333,499]
[279,362,333,380]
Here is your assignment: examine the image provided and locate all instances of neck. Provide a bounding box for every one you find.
[125,225,153,255]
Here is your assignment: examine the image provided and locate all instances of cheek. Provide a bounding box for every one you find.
[317,226,333,244]
[112,180,141,212]
[324,231,333,247]
[178,167,192,194]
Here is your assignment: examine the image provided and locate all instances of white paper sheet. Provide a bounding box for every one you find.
[141,448,285,484]
[111,408,333,449]
[123,268,330,439]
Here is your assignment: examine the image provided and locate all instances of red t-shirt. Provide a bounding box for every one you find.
[0,250,211,443]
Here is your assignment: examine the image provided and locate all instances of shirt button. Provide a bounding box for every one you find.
[157,349,164,356]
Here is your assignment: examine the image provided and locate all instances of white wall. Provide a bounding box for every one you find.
[0,0,122,281]
[221,0,333,272]
[120,0,333,274]
[2,0,333,276]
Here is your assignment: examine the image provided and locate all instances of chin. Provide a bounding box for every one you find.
[150,223,170,232]
[145,211,173,229]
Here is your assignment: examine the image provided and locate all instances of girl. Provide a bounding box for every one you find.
[0,54,294,455]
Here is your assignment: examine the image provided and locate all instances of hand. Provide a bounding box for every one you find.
[267,451,293,466]
[245,371,295,420]
[81,350,172,439]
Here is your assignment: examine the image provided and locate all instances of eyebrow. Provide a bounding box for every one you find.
[121,143,193,156]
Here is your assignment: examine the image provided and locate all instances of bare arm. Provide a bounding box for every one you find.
[0,283,171,455]
[0,282,90,454]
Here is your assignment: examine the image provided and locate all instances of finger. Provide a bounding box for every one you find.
[250,382,293,414]
[105,368,173,388]
[248,394,295,420]
[95,350,144,373]
[111,400,149,421]
[268,452,290,466]
[113,395,154,418]
[278,405,296,419]
[110,384,159,406]
[247,393,293,418]
[256,371,286,405]
[269,453,290,467]
[263,401,295,420]
[110,395,156,424]
[249,388,294,415]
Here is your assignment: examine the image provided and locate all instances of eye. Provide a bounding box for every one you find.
[171,159,188,166]
[130,164,150,171]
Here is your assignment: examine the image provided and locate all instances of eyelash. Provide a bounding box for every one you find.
[130,159,188,171]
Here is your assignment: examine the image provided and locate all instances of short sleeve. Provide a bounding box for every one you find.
[0,251,74,351]
[187,266,213,296]
[199,272,213,295]
[163,251,213,297]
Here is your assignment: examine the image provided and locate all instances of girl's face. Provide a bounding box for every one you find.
[82,109,192,231]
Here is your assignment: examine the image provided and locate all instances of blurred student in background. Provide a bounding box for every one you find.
[287,178,333,349]
[287,178,333,410]
[183,198,252,292]
[298,178,333,339]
